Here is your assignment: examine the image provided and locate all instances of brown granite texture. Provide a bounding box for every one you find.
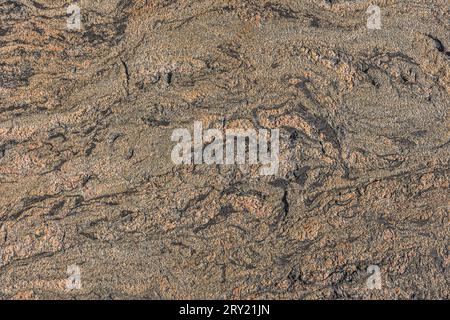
[0,0,449,299]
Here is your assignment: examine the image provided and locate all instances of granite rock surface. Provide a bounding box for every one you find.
[0,0,449,299]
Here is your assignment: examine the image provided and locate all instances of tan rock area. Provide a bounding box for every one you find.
[0,0,448,299]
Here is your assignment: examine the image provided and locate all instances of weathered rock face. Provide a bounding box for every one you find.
[0,0,448,299]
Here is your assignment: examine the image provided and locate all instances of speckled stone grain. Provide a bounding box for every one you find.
[0,0,449,299]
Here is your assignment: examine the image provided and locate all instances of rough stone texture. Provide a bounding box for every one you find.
[0,0,448,299]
